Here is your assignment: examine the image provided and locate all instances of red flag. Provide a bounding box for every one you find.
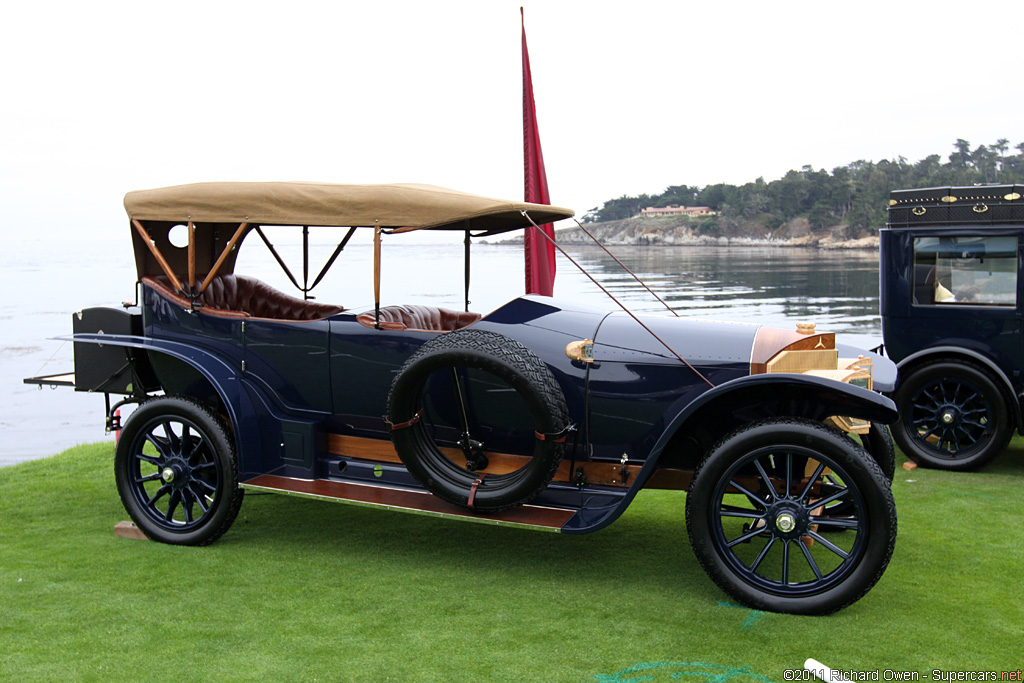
[522,8,556,296]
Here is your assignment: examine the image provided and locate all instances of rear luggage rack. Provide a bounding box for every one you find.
[23,372,75,388]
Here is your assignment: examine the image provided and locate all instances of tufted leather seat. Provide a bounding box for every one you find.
[143,274,345,321]
[356,305,481,332]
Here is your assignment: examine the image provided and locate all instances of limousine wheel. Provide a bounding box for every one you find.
[387,329,569,513]
[892,361,1011,471]
[115,396,243,545]
[686,418,896,615]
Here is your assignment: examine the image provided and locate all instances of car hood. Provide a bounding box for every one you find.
[593,312,759,368]
[591,311,897,392]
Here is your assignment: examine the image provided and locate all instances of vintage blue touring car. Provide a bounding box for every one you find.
[29,182,900,614]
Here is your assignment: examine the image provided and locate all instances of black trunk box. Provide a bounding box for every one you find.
[888,185,1024,226]
[73,307,142,394]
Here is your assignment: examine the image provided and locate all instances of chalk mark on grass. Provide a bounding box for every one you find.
[594,661,777,683]
[941,490,996,499]
[717,600,766,629]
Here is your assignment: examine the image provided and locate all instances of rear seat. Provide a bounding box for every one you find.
[142,274,345,321]
[356,305,481,332]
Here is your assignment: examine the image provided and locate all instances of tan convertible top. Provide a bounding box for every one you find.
[124,181,574,233]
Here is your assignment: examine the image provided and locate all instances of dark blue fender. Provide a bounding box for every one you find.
[894,344,1022,433]
[561,373,897,534]
[60,333,269,478]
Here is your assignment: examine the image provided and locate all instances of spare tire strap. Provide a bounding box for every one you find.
[386,410,423,431]
[467,473,487,508]
[535,423,577,443]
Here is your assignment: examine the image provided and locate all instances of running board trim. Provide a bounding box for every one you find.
[240,474,575,532]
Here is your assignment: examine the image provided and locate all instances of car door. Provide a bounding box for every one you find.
[243,317,333,414]
[901,232,1022,365]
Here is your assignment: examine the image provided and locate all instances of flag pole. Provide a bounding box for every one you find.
[522,7,557,297]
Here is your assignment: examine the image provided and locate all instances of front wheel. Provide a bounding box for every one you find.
[686,418,896,615]
[114,395,243,545]
[891,361,1011,471]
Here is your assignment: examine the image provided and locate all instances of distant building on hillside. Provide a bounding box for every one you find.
[639,205,716,217]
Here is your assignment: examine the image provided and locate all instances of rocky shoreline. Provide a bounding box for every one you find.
[498,218,879,250]
[550,226,880,250]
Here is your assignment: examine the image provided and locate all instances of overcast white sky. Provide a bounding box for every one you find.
[2,0,1021,241]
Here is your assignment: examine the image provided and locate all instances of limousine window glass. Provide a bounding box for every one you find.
[912,235,1017,306]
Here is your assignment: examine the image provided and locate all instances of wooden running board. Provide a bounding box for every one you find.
[240,474,576,532]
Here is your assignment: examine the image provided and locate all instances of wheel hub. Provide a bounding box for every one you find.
[938,406,959,426]
[767,502,809,540]
[775,513,796,533]
[160,458,192,490]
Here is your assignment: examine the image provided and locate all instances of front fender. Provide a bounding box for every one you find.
[894,344,1022,433]
[636,373,896,488]
[671,372,898,433]
[563,374,896,535]
[897,344,1015,397]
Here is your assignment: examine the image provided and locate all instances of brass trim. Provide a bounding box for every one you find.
[941,196,958,203]
[912,206,927,216]
[1005,192,1022,201]
[973,203,989,214]
[565,339,595,363]
[888,199,897,207]
[826,415,870,435]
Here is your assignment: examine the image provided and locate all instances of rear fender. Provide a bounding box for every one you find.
[62,333,263,474]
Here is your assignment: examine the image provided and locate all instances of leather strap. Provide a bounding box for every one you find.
[535,423,576,443]
[467,473,487,508]
[386,410,423,431]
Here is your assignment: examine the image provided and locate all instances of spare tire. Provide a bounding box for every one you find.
[387,329,570,512]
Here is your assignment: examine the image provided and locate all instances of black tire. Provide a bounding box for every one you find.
[859,422,896,482]
[686,418,896,615]
[387,329,569,512]
[891,360,1011,471]
[819,421,896,521]
[115,395,243,545]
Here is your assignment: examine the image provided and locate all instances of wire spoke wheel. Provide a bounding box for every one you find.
[115,396,243,545]
[711,448,865,594]
[687,419,896,615]
[128,417,220,529]
[893,361,1010,470]
[911,378,989,452]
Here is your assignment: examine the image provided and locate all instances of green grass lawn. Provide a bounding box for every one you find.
[2,441,1023,682]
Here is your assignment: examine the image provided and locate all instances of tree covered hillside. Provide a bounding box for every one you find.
[584,139,1024,240]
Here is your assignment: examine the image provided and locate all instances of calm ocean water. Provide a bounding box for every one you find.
[1,233,881,468]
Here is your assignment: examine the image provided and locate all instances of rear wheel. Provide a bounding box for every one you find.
[892,361,1010,470]
[114,395,243,545]
[686,418,896,615]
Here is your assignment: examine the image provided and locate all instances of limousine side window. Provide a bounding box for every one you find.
[912,235,1018,306]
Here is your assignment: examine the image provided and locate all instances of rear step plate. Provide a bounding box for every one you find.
[241,474,575,532]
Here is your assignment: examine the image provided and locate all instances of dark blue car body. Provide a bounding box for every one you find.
[36,181,901,614]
